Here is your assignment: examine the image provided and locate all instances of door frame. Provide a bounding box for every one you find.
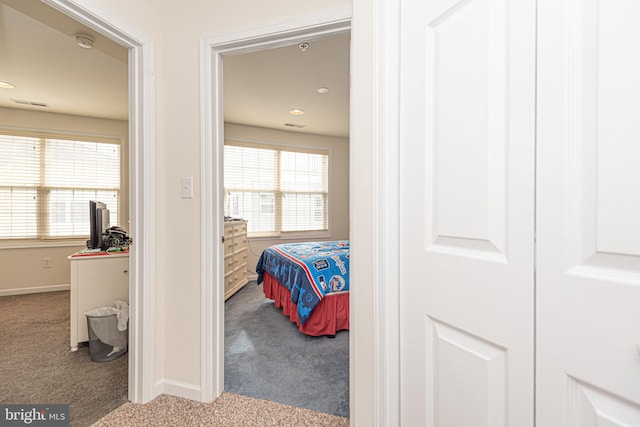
[199,6,352,403]
[365,0,402,424]
[201,2,402,424]
[44,0,157,404]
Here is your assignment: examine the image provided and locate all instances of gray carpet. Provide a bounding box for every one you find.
[1,283,348,425]
[0,291,128,427]
[224,281,350,418]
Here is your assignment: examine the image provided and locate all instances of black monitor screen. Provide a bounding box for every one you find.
[87,200,109,249]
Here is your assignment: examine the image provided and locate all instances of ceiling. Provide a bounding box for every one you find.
[0,0,128,120]
[0,0,350,138]
[223,37,350,138]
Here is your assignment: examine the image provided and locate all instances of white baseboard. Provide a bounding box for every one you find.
[248,272,258,281]
[0,284,70,297]
[156,378,202,402]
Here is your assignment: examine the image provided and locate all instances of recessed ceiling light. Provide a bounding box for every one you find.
[74,33,95,49]
[0,81,15,89]
[289,109,305,115]
[317,87,330,94]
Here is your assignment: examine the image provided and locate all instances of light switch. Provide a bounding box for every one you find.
[181,176,193,199]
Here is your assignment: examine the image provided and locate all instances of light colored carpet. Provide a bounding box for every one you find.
[92,392,349,426]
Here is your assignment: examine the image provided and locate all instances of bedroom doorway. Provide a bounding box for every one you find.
[222,34,350,417]
[201,15,351,416]
[34,0,155,405]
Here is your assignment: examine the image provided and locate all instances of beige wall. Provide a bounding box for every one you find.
[154,0,351,389]
[0,107,129,294]
[70,0,361,414]
[0,246,84,294]
[154,1,351,390]
[349,0,375,421]
[225,123,350,275]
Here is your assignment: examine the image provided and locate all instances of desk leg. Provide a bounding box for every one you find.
[70,261,78,352]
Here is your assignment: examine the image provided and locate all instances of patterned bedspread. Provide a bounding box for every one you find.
[256,240,350,325]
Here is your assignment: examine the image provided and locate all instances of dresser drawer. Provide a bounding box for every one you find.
[232,222,247,235]
[224,272,236,292]
[234,235,248,251]
[235,263,248,281]
[224,239,235,255]
[225,254,235,270]
[233,248,248,266]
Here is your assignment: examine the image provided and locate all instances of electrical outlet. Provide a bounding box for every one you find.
[43,257,52,268]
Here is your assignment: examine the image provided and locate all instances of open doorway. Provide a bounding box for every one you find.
[221,34,350,416]
[0,0,156,417]
[0,2,128,421]
[200,14,351,416]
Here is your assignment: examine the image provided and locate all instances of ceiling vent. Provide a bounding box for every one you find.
[284,123,306,128]
[11,99,49,108]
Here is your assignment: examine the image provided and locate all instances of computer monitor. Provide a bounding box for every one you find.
[87,200,110,250]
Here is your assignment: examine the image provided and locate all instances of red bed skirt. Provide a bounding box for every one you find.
[262,272,349,336]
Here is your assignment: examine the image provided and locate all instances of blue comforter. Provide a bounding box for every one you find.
[256,240,350,325]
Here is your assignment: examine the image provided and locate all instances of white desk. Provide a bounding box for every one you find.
[68,251,129,351]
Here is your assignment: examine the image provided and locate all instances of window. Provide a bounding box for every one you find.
[224,142,329,237]
[0,130,121,241]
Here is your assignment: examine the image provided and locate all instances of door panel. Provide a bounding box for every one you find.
[399,0,536,425]
[537,0,640,424]
[568,379,640,427]
[428,319,508,427]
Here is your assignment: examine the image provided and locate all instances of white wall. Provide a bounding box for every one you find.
[74,0,355,403]
[0,107,128,295]
[224,122,350,275]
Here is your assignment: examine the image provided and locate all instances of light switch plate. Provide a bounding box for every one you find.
[181,176,193,199]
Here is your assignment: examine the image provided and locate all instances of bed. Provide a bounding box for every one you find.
[255,240,350,336]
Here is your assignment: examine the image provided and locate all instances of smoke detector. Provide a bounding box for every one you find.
[74,33,95,49]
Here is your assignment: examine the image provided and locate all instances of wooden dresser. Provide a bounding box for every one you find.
[223,220,249,300]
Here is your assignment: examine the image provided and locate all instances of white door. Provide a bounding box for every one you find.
[399,0,536,425]
[536,0,640,425]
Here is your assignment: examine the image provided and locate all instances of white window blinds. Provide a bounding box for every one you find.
[224,142,328,236]
[0,131,120,240]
